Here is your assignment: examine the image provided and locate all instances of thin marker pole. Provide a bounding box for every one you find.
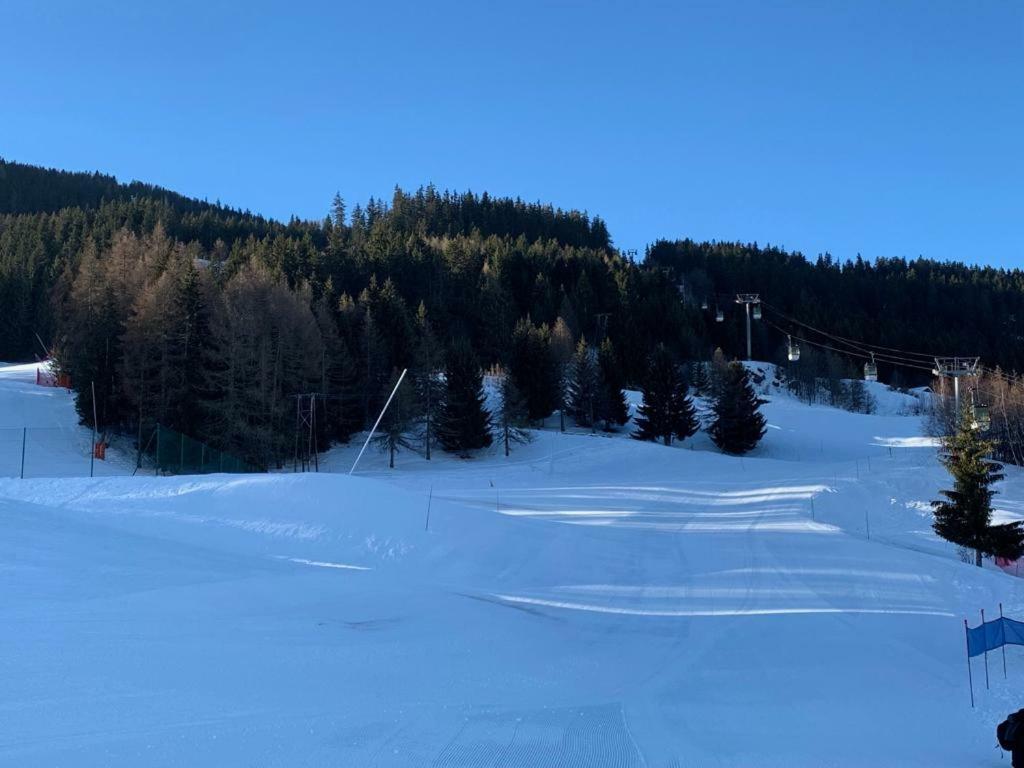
[350,368,407,475]
[1001,603,1008,679]
[20,427,27,479]
[982,608,990,690]
[90,381,97,478]
[965,619,975,708]
[424,484,433,531]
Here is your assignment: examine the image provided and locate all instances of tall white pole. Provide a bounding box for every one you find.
[350,368,408,475]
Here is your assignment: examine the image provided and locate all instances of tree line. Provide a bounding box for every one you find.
[2,158,1022,467]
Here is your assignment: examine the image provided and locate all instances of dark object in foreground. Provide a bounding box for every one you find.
[997,709,1024,765]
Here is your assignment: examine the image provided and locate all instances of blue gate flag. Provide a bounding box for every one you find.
[966,616,1024,657]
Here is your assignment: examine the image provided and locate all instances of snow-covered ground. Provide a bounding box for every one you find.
[2,360,1023,766]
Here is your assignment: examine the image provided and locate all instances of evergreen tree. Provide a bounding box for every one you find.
[597,338,629,430]
[932,403,1024,566]
[437,340,492,457]
[373,369,419,468]
[509,318,560,422]
[413,302,444,460]
[690,360,710,397]
[497,374,531,457]
[709,361,767,455]
[567,339,599,429]
[550,317,575,432]
[633,344,696,446]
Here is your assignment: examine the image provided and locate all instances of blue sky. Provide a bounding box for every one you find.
[2,1,1021,265]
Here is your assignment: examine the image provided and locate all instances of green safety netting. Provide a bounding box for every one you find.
[154,424,258,475]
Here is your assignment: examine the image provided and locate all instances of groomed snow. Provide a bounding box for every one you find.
[2,360,1023,766]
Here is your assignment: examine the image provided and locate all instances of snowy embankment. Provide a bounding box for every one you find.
[2,361,1024,766]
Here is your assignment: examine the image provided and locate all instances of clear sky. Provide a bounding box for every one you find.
[2,1,1021,265]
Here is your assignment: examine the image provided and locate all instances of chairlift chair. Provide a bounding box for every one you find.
[715,307,724,323]
[972,400,991,432]
[787,335,800,362]
[864,353,878,382]
[752,303,762,320]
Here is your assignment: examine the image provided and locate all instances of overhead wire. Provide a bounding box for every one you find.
[759,300,944,364]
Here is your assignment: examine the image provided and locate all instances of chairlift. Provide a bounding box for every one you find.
[787,335,800,362]
[864,353,878,382]
[715,307,724,323]
[971,390,991,431]
[752,303,762,320]
[972,403,991,432]
[701,299,709,311]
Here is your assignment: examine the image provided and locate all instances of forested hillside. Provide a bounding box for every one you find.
[3,158,1024,469]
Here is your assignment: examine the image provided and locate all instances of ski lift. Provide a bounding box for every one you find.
[701,299,709,311]
[715,307,724,323]
[864,353,878,383]
[972,403,991,432]
[787,335,800,362]
[752,303,762,320]
[971,391,991,431]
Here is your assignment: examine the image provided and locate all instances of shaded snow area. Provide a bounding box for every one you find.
[3,361,1024,765]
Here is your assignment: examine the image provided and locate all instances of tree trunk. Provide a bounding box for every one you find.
[389,442,395,469]
[976,548,983,567]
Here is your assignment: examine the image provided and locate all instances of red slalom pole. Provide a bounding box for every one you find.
[965,619,975,708]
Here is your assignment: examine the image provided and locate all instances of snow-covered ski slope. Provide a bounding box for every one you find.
[3,361,1024,766]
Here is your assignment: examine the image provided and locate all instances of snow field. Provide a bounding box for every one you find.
[2,360,1024,765]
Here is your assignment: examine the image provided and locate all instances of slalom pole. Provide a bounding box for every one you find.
[982,608,990,690]
[424,484,433,531]
[350,368,407,475]
[965,619,975,708]
[1001,603,1008,679]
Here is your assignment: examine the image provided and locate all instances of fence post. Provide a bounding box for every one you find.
[965,619,975,708]
[20,427,27,479]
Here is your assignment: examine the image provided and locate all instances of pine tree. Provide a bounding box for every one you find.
[709,361,767,455]
[373,369,419,468]
[691,361,710,397]
[437,340,492,457]
[633,344,695,446]
[932,403,1024,566]
[413,302,444,460]
[550,317,575,432]
[497,374,530,457]
[509,318,560,422]
[567,339,599,430]
[597,338,629,430]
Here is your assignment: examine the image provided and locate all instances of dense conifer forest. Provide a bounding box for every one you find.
[3,158,1024,468]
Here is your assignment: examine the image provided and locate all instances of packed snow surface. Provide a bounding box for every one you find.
[2,361,1024,766]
